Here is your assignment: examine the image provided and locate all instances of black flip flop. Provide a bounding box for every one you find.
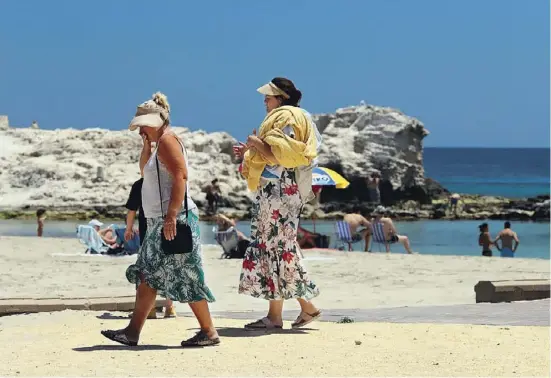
[181,331,220,347]
[101,329,138,346]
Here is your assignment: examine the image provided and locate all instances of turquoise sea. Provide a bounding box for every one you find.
[1,148,549,259]
[0,219,548,260]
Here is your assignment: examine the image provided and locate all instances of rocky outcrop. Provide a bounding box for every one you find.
[313,104,431,205]
[0,103,433,217]
[0,127,250,218]
[300,195,550,222]
[0,103,547,222]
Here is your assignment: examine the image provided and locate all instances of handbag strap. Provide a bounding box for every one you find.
[155,145,189,221]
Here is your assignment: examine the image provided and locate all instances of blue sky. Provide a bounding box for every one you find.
[0,0,549,147]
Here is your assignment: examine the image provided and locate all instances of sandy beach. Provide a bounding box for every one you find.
[1,236,549,312]
[0,310,548,377]
[1,236,550,376]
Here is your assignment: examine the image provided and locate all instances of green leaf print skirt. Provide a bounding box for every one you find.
[126,210,215,303]
[238,170,320,301]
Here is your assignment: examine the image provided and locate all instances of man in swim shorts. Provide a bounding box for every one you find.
[494,221,520,257]
[371,206,414,254]
[343,208,372,251]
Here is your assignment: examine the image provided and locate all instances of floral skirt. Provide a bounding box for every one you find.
[126,211,215,303]
[238,170,320,300]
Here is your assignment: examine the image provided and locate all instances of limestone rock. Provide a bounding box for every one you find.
[0,103,434,214]
[313,103,431,204]
[0,127,249,213]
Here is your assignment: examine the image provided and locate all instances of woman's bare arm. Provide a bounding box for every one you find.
[157,134,188,218]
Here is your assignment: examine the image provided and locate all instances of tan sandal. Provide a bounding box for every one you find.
[291,310,322,329]
[244,317,283,330]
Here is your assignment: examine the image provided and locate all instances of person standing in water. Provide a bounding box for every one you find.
[36,209,46,237]
[494,221,520,258]
[478,223,493,257]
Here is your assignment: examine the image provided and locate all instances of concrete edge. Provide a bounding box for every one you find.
[0,296,167,315]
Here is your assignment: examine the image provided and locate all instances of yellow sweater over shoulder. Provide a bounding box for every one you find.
[241,106,317,191]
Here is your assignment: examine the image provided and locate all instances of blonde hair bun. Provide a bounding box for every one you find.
[152,91,170,113]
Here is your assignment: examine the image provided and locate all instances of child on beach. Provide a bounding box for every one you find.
[36,209,46,237]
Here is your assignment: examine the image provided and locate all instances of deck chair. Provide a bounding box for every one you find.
[214,226,248,259]
[76,225,109,254]
[370,222,392,253]
[334,221,362,251]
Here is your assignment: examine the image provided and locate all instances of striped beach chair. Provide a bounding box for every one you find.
[371,222,392,253]
[334,221,361,251]
[76,225,109,254]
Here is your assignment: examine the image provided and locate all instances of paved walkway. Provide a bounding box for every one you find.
[202,299,550,327]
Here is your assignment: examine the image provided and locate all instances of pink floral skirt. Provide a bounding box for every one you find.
[238,170,320,300]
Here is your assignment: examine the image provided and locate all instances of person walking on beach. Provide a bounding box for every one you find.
[233,77,322,330]
[478,223,493,257]
[343,209,372,252]
[36,209,46,237]
[101,92,219,347]
[124,177,176,318]
[494,221,520,258]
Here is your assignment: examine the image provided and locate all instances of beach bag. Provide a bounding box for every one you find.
[155,155,193,254]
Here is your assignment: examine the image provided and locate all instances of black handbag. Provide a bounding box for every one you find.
[155,155,193,254]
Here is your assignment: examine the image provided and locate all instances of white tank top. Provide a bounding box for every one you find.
[142,134,198,218]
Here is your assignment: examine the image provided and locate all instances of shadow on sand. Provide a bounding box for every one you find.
[74,326,315,352]
[73,344,184,352]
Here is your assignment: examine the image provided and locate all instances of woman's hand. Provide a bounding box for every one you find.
[124,227,135,242]
[232,142,248,159]
[245,128,262,149]
[141,132,151,149]
[163,215,177,241]
[246,135,262,149]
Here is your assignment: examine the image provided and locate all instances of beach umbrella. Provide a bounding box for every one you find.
[309,167,350,232]
[312,167,350,189]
